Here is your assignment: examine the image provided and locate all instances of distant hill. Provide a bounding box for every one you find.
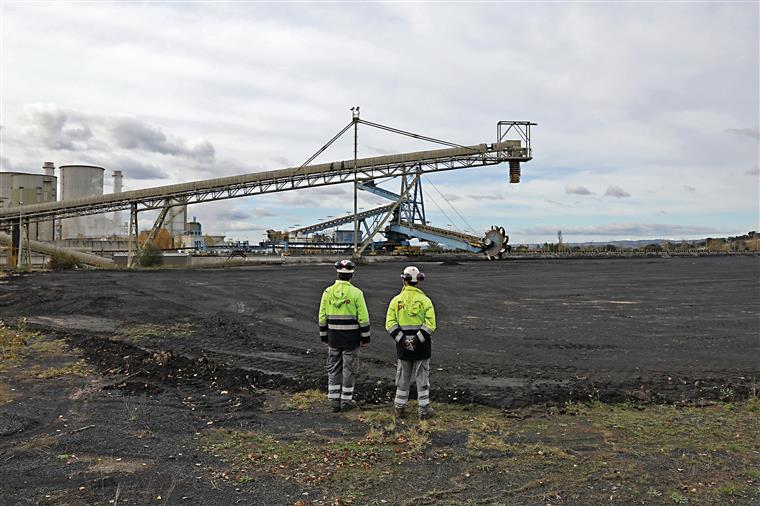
[514,239,690,248]
[515,231,758,250]
[568,239,691,248]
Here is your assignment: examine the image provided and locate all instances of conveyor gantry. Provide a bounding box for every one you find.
[0,139,530,227]
[393,221,484,252]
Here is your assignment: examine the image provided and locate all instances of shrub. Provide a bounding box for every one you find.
[48,252,81,270]
[139,243,164,267]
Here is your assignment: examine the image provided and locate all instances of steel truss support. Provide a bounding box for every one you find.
[19,222,31,267]
[397,168,425,226]
[127,198,181,268]
[356,172,420,256]
[143,204,171,247]
[359,174,425,228]
[359,211,388,253]
[127,203,138,268]
[289,204,395,237]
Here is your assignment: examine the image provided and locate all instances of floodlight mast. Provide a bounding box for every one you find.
[351,106,360,259]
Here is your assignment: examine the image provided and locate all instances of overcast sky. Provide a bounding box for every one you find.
[1,1,758,244]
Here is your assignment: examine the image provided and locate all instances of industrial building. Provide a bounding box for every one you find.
[0,164,58,241]
[1,160,191,266]
[0,162,188,241]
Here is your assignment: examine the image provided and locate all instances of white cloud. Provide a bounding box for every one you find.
[110,118,215,163]
[21,103,92,150]
[566,184,594,195]
[604,185,631,198]
[726,127,760,141]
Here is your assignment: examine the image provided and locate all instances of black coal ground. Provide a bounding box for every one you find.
[5,255,759,407]
[1,255,759,505]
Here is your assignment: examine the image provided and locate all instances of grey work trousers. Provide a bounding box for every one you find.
[326,346,360,404]
[394,358,431,413]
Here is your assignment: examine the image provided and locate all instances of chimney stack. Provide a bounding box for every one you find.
[43,162,55,177]
[112,170,123,193]
[112,170,124,235]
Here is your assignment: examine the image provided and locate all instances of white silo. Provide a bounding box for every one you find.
[59,164,105,239]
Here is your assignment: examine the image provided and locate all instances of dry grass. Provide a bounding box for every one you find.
[283,389,324,411]
[0,318,35,360]
[88,456,150,474]
[0,382,15,405]
[116,322,195,342]
[17,435,56,450]
[32,360,94,379]
[202,391,760,504]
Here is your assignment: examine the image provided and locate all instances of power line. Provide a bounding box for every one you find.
[424,176,477,235]
[423,191,462,233]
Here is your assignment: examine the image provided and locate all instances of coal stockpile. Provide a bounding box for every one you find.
[3,255,758,408]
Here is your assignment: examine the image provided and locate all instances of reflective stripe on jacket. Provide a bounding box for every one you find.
[318,280,370,348]
[385,285,436,360]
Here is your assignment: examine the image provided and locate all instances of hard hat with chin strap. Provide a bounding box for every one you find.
[335,259,356,273]
[401,265,425,283]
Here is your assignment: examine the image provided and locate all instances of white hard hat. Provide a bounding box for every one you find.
[401,265,425,283]
[335,259,356,273]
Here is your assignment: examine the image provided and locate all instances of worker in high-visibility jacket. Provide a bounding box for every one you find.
[385,265,437,420]
[318,259,371,412]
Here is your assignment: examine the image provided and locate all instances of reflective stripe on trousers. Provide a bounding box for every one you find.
[326,347,360,402]
[394,358,431,413]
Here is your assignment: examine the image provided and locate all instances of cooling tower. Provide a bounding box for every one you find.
[60,165,105,239]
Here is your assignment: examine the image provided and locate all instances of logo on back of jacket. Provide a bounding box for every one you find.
[398,301,423,312]
[344,299,351,306]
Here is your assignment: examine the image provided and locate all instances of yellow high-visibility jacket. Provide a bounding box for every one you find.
[318,280,370,349]
[385,285,436,360]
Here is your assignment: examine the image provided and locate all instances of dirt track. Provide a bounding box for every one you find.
[4,255,759,407]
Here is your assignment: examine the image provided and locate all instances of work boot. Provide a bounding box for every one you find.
[340,400,358,412]
[419,407,435,420]
[394,405,407,419]
[331,400,341,413]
